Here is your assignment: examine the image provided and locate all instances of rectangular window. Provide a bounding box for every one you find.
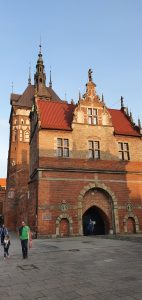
[88,108,98,125]
[88,140,100,159]
[118,142,130,160]
[19,130,23,142]
[57,138,69,157]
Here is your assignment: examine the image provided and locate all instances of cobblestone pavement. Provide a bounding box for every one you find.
[0,233,142,300]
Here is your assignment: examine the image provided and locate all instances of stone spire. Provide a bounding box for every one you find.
[138,117,142,134]
[138,117,141,129]
[88,68,93,82]
[49,66,52,88]
[130,111,134,123]
[101,93,106,106]
[34,43,46,88]
[79,90,81,101]
[28,64,31,85]
[121,96,124,109]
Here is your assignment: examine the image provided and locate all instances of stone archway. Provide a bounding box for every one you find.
[123,213,140,233]
[56,213,73,237]
[77,181,119,235]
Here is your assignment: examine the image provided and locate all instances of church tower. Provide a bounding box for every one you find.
[5,46,62,230]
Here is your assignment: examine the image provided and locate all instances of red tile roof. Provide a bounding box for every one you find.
[108,109,140,137]
[0,178,6,187]
[38,100,75,130]
[37,100,140,137]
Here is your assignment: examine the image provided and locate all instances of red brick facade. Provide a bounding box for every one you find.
[5,50,142,237]
[0,178,6,224]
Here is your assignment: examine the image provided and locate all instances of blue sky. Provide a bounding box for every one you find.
[0,0,142,177]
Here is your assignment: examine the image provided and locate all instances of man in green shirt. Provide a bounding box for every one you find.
[19,221,31,259]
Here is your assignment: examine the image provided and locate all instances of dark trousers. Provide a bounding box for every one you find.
[1,235,4,245]
[4,247,9,258]
[21,239,28,258]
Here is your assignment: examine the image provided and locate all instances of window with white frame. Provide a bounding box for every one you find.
[118,142,130,160]
[88,108,98,125]
[88,140,100,159]
[57,138,69,157]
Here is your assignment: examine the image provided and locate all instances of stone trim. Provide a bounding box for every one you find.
[77,181,119,235]
[55,214,73,236]
[123,213,140,233]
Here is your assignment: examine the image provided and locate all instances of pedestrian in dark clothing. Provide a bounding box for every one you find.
[3,235,10,260]
[1,224,8,245]
[0,224,2,238]
[87,219,94,235]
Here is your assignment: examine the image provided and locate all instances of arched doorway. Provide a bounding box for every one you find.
[78,182,119,235]
[59,218,69,237]
[127,217,136,233]
[83,206,109,235]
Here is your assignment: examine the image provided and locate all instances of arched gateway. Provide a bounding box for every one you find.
[78,182,119,235]
[83,206,109,235]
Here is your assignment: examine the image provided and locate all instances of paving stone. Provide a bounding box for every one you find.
[133,294,142,300]
[0,232,142,300]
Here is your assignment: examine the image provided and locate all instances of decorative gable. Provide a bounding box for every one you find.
[72,69,112,127]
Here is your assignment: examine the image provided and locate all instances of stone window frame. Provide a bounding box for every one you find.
[118,142,130,161]
[14,119,17,125]
[13,128,17,142]
[88,108,98,125]
[57,138,69,157]
[24,130,30,142]
[88,140,100,159]
[19,129,23,142]
[123,213,139,233]
[26,119,30,125]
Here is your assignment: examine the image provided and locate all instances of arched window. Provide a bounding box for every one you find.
[21,119,24,125]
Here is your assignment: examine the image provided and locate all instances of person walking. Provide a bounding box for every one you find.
[19,221,31,259]
[87,219,94,235]
[1,224,8,245]
[3,235,10,260]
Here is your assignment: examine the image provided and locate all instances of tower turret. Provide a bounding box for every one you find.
[34,44,46,88]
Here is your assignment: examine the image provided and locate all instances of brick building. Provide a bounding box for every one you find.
[0,178,6,224]
[5,47,142,236]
